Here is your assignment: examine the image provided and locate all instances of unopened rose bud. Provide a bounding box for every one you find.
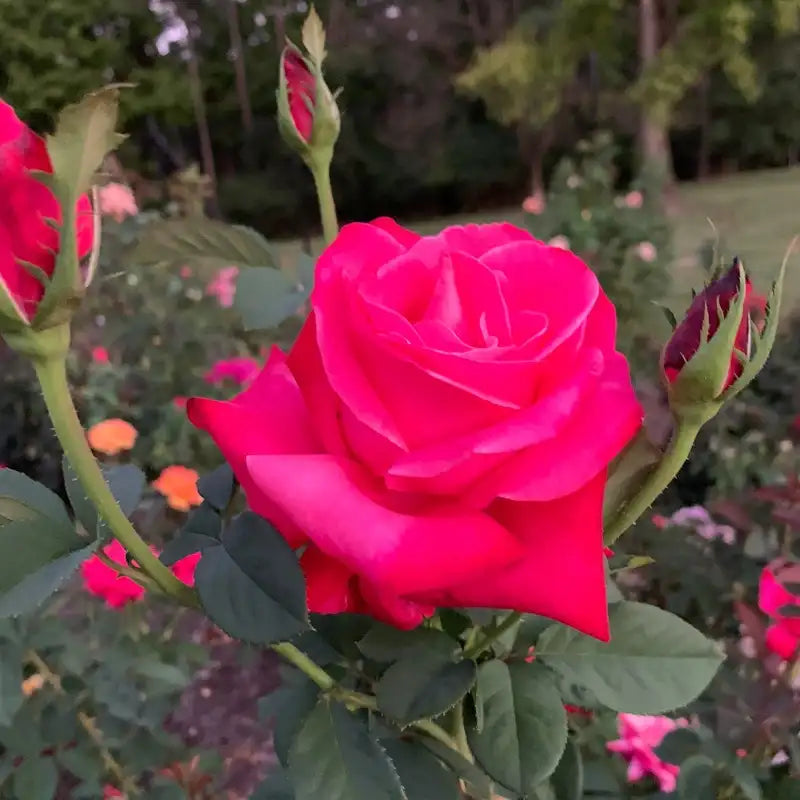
[0,99,96,334]
[661,257,781,424]
[0,87,121,361]
[276,9,340,168]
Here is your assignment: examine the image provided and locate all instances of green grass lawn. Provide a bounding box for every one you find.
[278,165,800,313]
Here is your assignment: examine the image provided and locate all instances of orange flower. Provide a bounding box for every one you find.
[87,419,138,456]
[22,673,44,697]
[153,465,202,511]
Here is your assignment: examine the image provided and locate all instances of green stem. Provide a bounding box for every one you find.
[463,612,522,660]
[34,356,197,607]
[451,700,473,763]
[603,422,700,546]
[271,641,460,750]
[310,160,339,245]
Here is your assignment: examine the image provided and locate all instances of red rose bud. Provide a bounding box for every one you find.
[661,256,784,424]
[0,99,95,330]
[276,10,340,166]
[0,88,121,360]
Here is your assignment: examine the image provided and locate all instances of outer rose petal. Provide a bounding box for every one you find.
[369,216,422,249]
[187,348,319,546]
[435,222,534,258]
[244,453,524,596]
[410,471,611,640]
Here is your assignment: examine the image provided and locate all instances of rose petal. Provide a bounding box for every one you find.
[245,453,524,596]
[187,348,319,546]
[464,352,642,504]
[410,471,610,640]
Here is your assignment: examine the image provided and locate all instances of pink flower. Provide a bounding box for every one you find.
[521,193,545,215]
[188,218,642,638]
[0,99,94,322]
[204,357,261,387]
[759,559,800,660]
[82,541,203,608]
[281,47,316,142]
[82,541,147,608]
[173,396,188,410]
[624,190,644,209]
[103,787,123,799]
[635,241,657,263]
[171,552,201,586]
[92,346,110,364]
[607,713,687,793]
[665,505,735,544]
[206,266,239,308]
[97,182,138,222]
[180,265,193,279]
[548,235,571,250]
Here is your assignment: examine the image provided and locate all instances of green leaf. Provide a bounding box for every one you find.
[160,504,221,566]
[0,640,23,726]
[537,602,724,714]
[195,511,308,644]
[57,747,103,781]
[252,769,296,799]
[655,728,702,764]
[677,754,716,799]
[358,625,458,664]
[0,541,98,618]
[376,652,476,725]
[551,737,583,800]
[62,460,144,537]
[728,760,762,800]
[263,677,321,766]
[236,267,310,330]
[417,738,495,798]
[288,698,405,800]
[468,660,568,795]
[46,85,125,201]
[13,756,58,800]
[382,739,461,800]
[0,469,71,527]
[196,464,236,511]
[134,217,277,269]
[105,464,146,517]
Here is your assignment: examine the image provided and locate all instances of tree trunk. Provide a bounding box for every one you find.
[186,51,219,215]
[697,73,711,179]
[226,0,254,135]
[638,0,675,186]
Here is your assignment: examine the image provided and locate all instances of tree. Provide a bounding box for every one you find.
[456,0,622,196]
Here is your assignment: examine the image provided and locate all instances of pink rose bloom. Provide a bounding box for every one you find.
[206,266,239,308]
[173,396,188,410]
[82,541,203,608]
[635,241,657,263]
[82,540,148,608]
[759,559,800,660]
[92,346,110,364]
[97,182,138,222]
[171,551,200,586]
[180,265,193,279]
[607,713,687,793]
[188,219,641,637]
[624,190,644,209]
[666,505,735,544]
[204,356,261,387]
[548,235,570,250]
[521,193,545,215]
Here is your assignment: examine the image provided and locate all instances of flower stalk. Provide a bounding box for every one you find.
[33,353,197,607]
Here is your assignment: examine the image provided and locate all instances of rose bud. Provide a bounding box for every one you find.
[276,8,340,166]
[661,256,784,424]
[0,99,95,334]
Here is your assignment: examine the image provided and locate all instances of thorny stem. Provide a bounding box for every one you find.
[26,650,140,796]
[310,159,339,245]
[603,422,700,545]
[34,356,198,608]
